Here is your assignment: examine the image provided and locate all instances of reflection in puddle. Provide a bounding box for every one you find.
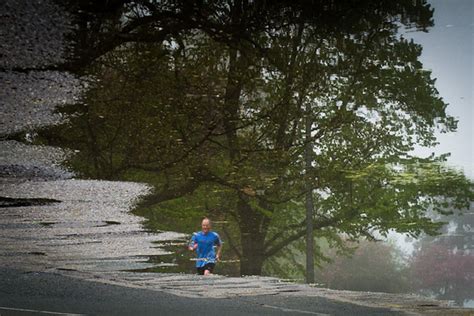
[129,241,241,277]
[39,222,56,227]
[0,178,187,273]
[0,196,61,207]
[1,0,473,308]
[104,220,121,225]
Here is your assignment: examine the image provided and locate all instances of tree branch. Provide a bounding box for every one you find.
[222,225,242,258]
[140,179,200,207]
[263,215,339,258]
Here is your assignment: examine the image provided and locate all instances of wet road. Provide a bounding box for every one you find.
[0,267,404,316]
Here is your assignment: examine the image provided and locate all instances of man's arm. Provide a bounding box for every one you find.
[188,234,198,251]
[215,243,222,261]
[215,233,223,261]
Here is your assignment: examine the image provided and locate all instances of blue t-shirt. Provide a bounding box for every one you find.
[190,231,222,267]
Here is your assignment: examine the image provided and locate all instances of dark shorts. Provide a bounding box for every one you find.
[196,263,215,275]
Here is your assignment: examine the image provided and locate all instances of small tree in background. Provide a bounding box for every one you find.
[408,204,474,306]
[316,239,410,293]
[409,243,474,304]
[264,237,411,293]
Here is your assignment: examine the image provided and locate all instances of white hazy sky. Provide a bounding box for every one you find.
[389,0,473,254]
[407,0,473,179]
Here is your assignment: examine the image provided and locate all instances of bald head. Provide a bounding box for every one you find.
[201,217,211,233]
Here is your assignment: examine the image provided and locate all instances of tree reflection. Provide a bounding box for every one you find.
[39,0,473,277]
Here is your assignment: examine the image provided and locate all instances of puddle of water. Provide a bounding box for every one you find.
[0,178,188,272]
[128,241,242,277]
[0,141,74,180]
[0,0,72,69]
[0,72,82,135]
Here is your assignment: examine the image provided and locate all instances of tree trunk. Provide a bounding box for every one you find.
[237,198,268,276]
[240,229,266,275]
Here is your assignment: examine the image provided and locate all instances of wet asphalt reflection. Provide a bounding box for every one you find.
[0,0,187,275]
[0,176,187,272]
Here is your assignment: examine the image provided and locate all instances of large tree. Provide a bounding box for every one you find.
[36,0,474,275]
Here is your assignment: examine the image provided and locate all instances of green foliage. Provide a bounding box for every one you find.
[35,0,474,275]
[134,182,235,233]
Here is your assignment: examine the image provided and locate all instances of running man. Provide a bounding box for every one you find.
[188,217,222,275]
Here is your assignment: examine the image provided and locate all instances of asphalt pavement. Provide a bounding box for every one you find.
[0,268,404,316]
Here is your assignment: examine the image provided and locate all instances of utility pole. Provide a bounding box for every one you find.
[305,102,315,284]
